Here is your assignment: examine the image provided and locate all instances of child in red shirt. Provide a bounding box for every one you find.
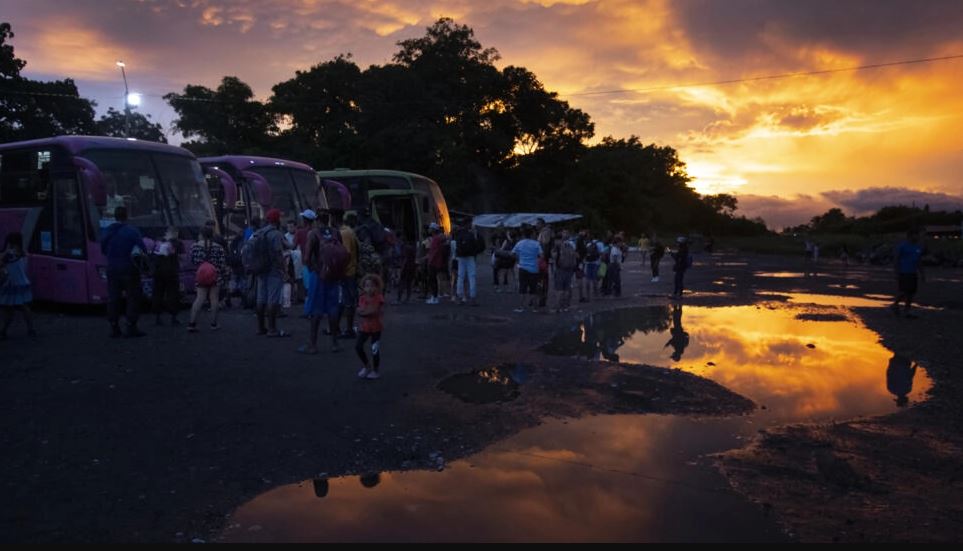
[355,273,385,380]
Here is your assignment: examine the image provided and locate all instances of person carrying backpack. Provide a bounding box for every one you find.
[250,209,290,337]
[553,230,577,312]
[453,221,485,306]
[300,224,349,354]
[188,224,228,332]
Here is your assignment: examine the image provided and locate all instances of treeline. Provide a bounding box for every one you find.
[785,206,963,236]
[0,19,766,237]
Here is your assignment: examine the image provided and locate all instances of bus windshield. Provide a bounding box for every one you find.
[247,166,300,219]
[291,169,320,211]
[82,149,210,237]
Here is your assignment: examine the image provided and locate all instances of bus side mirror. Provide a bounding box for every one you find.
[321,179,351,211]
[241,170,272,207]
[73,156,106,206]
[204,166,238,209]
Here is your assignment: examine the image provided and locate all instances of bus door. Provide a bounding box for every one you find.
[21,171,89,303]
[369,191,420,244]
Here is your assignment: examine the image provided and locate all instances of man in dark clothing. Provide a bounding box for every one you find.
[100,206,148,338]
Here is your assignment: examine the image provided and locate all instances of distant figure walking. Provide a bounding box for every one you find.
[892,229,924,318]
[649,237,665,283]
[671,236,691,299]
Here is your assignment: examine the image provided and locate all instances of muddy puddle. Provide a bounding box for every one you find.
[437,364,527,404]
[220,300,930,542]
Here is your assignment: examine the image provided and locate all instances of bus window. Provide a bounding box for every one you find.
[291,169,319,211]
[82,149,167,235]
[53,174,86,257]
[154,155,210,230]
[367,175,409,191]
[248,166,299,219]
[0,150,48,204]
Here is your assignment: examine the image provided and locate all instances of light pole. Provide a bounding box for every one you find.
[116,60,130,137]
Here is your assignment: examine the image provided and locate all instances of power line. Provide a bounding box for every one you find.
[564,53,963,97]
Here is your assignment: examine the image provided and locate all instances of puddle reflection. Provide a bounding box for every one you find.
[542,304,930,422]
[222,415,787,543]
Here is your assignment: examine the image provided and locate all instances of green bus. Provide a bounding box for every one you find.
[316,169,451,242]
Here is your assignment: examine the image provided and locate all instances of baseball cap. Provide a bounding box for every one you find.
[300,209,318,221]
[266,208,282,224]
[429,222,441,231]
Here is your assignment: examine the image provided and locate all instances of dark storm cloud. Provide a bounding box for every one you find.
[674,0,963,65]
[823,187,963,214]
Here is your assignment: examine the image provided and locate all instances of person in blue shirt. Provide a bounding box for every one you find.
[100,206,148,338]
[892,229,925,317]
[511,226,543,313]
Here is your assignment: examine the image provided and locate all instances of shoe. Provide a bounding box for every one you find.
[210,323,221,331]
[365,371,381,380]
[187,323,199,333]
[340,330,357,339]
[358,368,370,378]
[126,326,146,338]
[513,308,525,313]
[425,297,434,305]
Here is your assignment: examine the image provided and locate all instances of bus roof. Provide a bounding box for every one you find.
[315,168,437,182]
[0,135,196,157]
[199,155,315,174]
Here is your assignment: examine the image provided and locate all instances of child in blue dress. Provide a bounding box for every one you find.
[0,232,36,339]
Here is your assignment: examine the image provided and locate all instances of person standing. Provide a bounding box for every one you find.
[511,226,543,313]
[332,210,360,338]
[553,230,577,312]
[187,224,228,332]
[671,236,691,299]
[609,236,624,298]
[650,237,665,283]
[0,232,36,339]
[453,221,483,306]
[425,223,447,304]
[892,229,925,318]
[254,208,290,337]
[536,219,554,308]
[355,273,386,380]
[151,226,183,326]
[100,206,148,338]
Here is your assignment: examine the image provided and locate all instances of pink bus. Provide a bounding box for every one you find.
[0,136,218,304]
[199,156,327,238]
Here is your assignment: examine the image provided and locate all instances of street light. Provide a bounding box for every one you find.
[116,60,131,137]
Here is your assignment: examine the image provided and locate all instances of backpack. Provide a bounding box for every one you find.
[557,242,578,270]
[320,239,350,281]
[196,261,217,287]
[195,242,220,287]
[242,228,274,274]
[455,228,484,257]
[585,241,600,262]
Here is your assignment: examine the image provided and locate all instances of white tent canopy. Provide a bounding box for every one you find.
[471,213,583,228]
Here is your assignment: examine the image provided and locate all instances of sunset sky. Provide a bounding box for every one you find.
[4,0,962,226]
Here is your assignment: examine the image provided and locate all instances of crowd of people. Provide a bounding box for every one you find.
[0,209,933,376]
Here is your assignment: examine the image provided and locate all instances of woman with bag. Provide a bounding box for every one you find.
[188,224,228,332]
